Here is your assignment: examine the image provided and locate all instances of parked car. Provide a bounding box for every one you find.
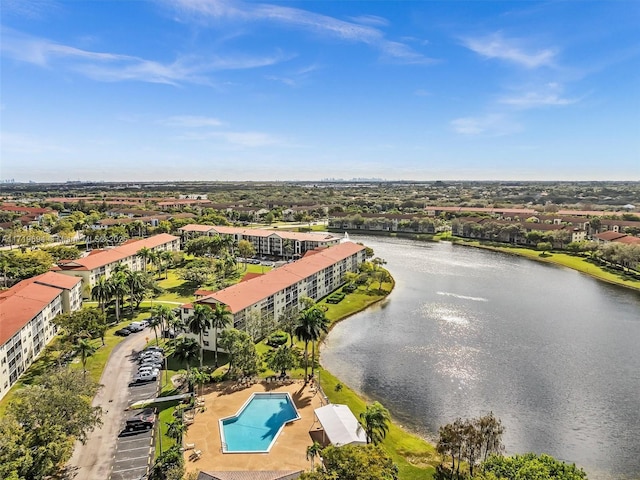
[137,319,150,328]
[138,353,163,364]
[139,349,163,358]
[115,328,131,336]
[138,366,160,376]
[125,408,156,431]
[127,322,145,332]
[134,370,159,383]
[144,346,164,354]
[139,361,163,370]
[162,329,176,339]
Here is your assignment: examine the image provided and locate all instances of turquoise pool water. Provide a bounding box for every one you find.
[219,392,301,453]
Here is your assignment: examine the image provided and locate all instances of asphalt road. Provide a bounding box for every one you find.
[66,331,155,480]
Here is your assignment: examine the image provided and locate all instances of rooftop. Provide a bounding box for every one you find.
[0,272,81,345]
[197,242,364,313]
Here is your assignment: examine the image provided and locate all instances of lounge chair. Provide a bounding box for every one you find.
[190,449,202,460]
[183,442,195,450]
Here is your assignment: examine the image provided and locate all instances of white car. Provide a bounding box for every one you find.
[138,352,163,363]
[135,370,159,383]
[138,366,160,375]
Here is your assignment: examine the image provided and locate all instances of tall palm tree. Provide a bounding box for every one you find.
[306,441,322,471]
[153,304,175,337]
[107,271,128,322]
[190,367,211,397]
[295,307,329,382]
[187,304,213,368]
[210,303,232,367]
[359,401,391,445]
[166,419,187,443]
[76,338,97,378]
[91,276,112,313]
[169,337,200,391]
[137,246,152,272]
[126,270,146,314]
[160,250,173,279]
[148,315,161,346]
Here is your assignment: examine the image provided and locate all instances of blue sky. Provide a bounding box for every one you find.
[1,0,639,182]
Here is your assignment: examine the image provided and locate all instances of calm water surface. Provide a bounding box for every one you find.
[321,235,640,480]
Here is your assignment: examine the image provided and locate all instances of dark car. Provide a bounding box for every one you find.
[114,327,131,336]
[125,408,156,431]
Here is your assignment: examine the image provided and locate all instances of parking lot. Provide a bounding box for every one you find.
[109,348,160,480]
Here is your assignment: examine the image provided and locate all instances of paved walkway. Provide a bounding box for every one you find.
[66,332,150,480]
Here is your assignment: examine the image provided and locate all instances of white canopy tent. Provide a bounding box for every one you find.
[313,404,368,446]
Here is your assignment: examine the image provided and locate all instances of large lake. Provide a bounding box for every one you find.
[321,235,640,480]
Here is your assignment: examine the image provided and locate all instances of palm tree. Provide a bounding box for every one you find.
[153,304,175,338]
[359,401,391,445]
[166,419,187,443]
[137,246,153,272]
[126,270,146,314]
[107,271,128,322]
[160,250,173,279]
[91,275,112,313]
[169,337,200,391]
[187,304,213,368]
[148,315,161,346]
[190,367,211,397]
[76,338,97,378]
[295,307,329,383]
[210,303,232,367]
[306,441,322,471]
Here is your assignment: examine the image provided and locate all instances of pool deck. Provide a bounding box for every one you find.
[183,379,325,473]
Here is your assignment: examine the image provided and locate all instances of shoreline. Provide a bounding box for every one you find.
[332,228,640,293]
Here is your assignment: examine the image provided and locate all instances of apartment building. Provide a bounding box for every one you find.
[55,233,180,295]
[180,241,366,349]
[0,272,82,401]
[179,224,341,258]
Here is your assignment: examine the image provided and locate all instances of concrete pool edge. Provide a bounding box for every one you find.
[218,391,302,454]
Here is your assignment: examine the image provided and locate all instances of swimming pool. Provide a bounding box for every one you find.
[219,392,301,453]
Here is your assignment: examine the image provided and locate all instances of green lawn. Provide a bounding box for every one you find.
[155,400,180,457]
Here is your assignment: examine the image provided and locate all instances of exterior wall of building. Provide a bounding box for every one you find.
[0,288,80,401]
[180,246,366,350]
[58,235,180,296]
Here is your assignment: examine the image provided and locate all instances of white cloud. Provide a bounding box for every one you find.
[500,91,577,108]
[348,14,390,27]
[161,115,224,127]
[450,114,522,136]
[177,130,283,147]
[499,82,580,109]
[463,33,557,69]
[1,28,288,85]
[169,0,434,64]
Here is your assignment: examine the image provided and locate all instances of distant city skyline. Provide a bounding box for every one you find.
[1,0,639,182]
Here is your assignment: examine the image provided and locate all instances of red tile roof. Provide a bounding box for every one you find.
[56,234,179,271]
[179,224,340,243]
[594,231,627,242]
[0,272,81,345]
[196,242,364,313]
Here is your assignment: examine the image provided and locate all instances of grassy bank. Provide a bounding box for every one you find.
[455,238,640,291]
